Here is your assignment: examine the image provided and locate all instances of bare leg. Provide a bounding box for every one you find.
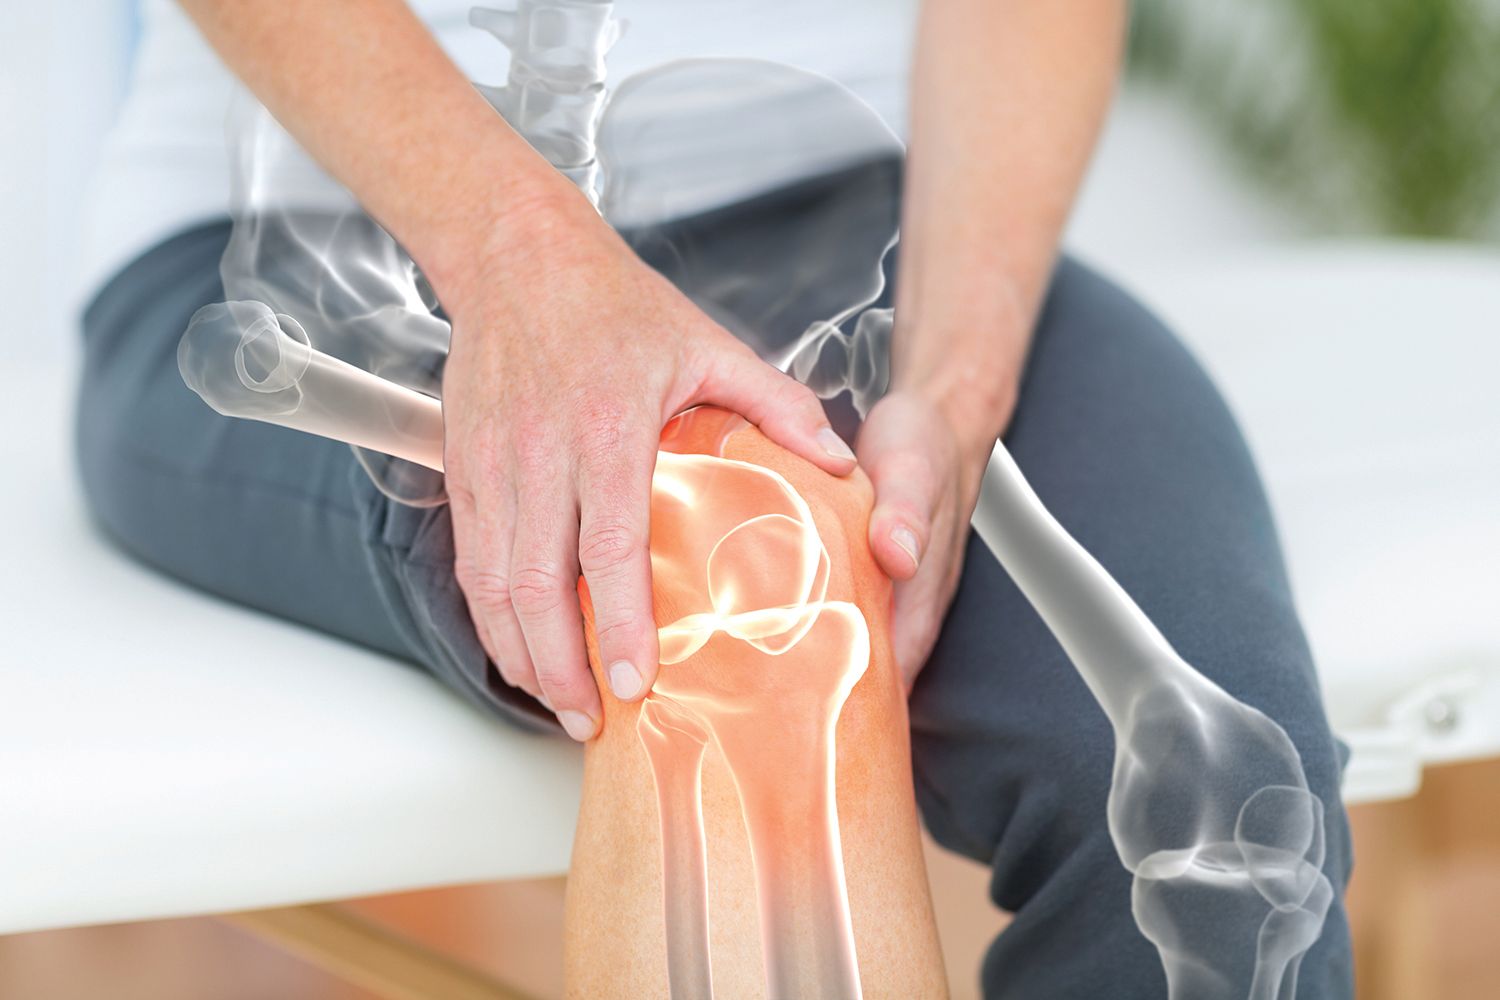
[565,408,947,999]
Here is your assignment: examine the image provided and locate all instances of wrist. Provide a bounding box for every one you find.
[416,167,604,316]
[908,363,1018,477]
[889,312,1028,467]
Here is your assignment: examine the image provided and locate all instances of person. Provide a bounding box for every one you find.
[74,0,1354,996]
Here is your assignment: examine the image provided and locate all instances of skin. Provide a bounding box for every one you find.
[568,408,946,998]
[174,1,1125,992]
[178,0,857,745]
[178,0,1127,731]
[870,0,1128,686]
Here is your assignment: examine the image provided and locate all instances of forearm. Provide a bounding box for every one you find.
[897,0,1127,452]
[176,0,590,304]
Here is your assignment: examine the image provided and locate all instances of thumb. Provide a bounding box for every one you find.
[862,443,939,582]
[695,347,858,476]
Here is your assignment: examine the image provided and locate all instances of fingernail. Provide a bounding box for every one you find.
[892,526,921,568]
[557,710,598,742]
[608,660,643,700]
[818,426,855,462]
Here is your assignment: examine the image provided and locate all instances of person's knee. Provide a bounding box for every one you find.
[1261,693,1354,887]
[633,405,905,741]
[568,407,946,997]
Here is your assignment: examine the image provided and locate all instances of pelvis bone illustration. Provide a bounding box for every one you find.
[177,3,1337,993]
[631,413,870,1000]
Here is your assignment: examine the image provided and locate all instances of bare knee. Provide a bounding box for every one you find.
[566,407,944,998]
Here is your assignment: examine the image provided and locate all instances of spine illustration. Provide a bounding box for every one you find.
[469,0,622,204]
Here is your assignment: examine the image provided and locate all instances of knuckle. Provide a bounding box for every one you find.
[497,654,541,694]
[577,517,643,575]
[695,337,750,384]
[575,396,631,439]
[878,502,927,534]
[451,553,477,588]
[573,404,639,468]
[509,561,569,616]
[445,428,500,479]
[774,374,819,413]
[533,659,590,702]
[445,478,478,512]
[592,615,646,655]
[462,567,514,615]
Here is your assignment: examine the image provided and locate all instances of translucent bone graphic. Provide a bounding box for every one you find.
[971,444,1333,999]
[786,308,893,421]
[211,92,452,506]
[176,324,874,995]
[180,306,1335,999]
[594,58,903,407]
[178,300,445,473]
[639,445,869,1000]
[193,2,622,504]
[470,0,623,202]
[635,699,714,999]
[180,10,1335,989]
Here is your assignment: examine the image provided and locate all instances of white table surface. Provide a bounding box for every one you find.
[0,365,583,936]
[1123,243,1500,803]
[4,242,1494,935]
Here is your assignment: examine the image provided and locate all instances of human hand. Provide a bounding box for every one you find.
[857,385,1013,689]
[439,199,857,741]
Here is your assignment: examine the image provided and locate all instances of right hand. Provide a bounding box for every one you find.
[439,196,858,741]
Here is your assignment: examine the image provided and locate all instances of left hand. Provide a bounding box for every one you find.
[856,386,1011,689]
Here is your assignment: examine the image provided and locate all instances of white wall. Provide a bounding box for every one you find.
[1067,85,1304,272]
[0,2,132,368]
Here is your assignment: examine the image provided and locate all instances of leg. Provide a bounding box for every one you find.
[76,221,555,731]
[564,408,947,999]
[909,258,1354,998]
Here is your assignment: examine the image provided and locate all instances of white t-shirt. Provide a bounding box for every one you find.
[79,0,916,297]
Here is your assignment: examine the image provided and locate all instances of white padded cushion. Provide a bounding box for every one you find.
[0,365,581,935]
[5,244,1492,934]
[1124,245,1500,802]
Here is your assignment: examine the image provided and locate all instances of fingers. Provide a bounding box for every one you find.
[575,423,661,705]
[861,443,940,582]
[697,347,857,477]
[510,452,600,741]
[450,482,546,706]
[888,560,948,690]
[453,425,654,742]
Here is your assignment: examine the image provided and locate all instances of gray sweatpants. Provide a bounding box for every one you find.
[77,207,1353,997]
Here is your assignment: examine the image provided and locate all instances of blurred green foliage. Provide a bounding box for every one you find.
[1129,0,1500,238]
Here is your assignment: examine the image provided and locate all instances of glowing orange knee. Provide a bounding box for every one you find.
[580,406,887,1000]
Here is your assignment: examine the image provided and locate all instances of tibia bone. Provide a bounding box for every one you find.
[639,440,868,1000]
[638,698,714,1000]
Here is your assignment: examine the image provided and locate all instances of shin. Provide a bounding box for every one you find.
[566,407,945,1000]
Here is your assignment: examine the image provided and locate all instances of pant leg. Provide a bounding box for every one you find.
[76,221,557,732]
[80,206,1354,997]
[907,257,1354,999]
